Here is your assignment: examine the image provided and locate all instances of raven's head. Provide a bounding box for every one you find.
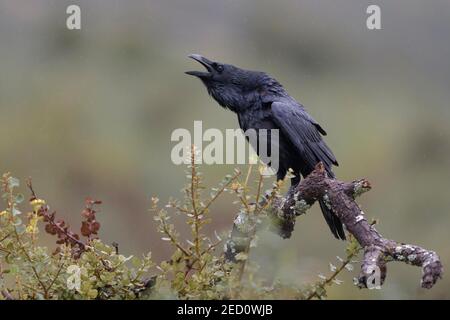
[186,54,281,112]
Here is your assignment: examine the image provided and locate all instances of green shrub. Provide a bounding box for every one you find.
[0,152,360,300]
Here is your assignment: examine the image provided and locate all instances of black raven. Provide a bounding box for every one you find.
[186,54,345,240]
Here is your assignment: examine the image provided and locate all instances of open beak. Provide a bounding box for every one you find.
[185,54,213,78]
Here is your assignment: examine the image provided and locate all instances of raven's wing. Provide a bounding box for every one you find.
[271,101,338,172]
[271,101,345,240]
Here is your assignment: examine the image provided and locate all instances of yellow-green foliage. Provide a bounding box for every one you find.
[0,152,360,300]
[0,173,153,300]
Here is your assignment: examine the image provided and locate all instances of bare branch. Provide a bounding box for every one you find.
[225,163,443,289]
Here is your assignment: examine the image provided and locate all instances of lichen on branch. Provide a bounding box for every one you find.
[226,162,443,289]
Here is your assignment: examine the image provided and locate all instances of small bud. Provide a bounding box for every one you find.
[345,264,354,271]
[30,198,46,213]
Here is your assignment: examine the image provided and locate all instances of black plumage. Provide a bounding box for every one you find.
[186,54,345,240]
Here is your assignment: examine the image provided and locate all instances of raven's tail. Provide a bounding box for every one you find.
[319,199,346,240]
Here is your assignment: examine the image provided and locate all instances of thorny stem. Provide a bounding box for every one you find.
[0,232,11,243]
[190,145,201,258]
[3,178,49,298]
[234,171,282,293]
[26,178,37,200]
[184,236,224,280]
[257,180,284,215]
[0,247,11,255]
[200,170,241,216]
[12,227,49,298]
[244,165,253,189]
[45,256,66,296]
[45,212,86,248]
[306,243,362,300]
[189,146,240,263]
[160,219,190,257]
[235,191,251,214]
[156,160,240,282]
[253,172,264,214]
[27,179,86,251]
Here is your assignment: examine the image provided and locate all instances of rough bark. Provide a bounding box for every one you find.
[224,163,443,289]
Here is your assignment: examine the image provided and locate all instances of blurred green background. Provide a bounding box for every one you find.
[1,0,449,299]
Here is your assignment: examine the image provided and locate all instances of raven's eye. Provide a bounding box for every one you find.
[215,64,224,73]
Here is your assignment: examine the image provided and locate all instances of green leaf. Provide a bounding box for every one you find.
[235,252,248,261]
[8,177,20,189]
[87,289,98,299]
[12,207,22,216]
[15,193,25,204]
[15,224,26,234]
[9,264,19,275]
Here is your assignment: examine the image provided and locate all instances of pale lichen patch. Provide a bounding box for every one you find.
[408,254,417,262]
[293,199,310,216]
[234,212,254,233]
[322,194,332,210]
[353,180,371,198]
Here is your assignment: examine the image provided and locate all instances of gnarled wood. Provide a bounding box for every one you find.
[225,163,443,289]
